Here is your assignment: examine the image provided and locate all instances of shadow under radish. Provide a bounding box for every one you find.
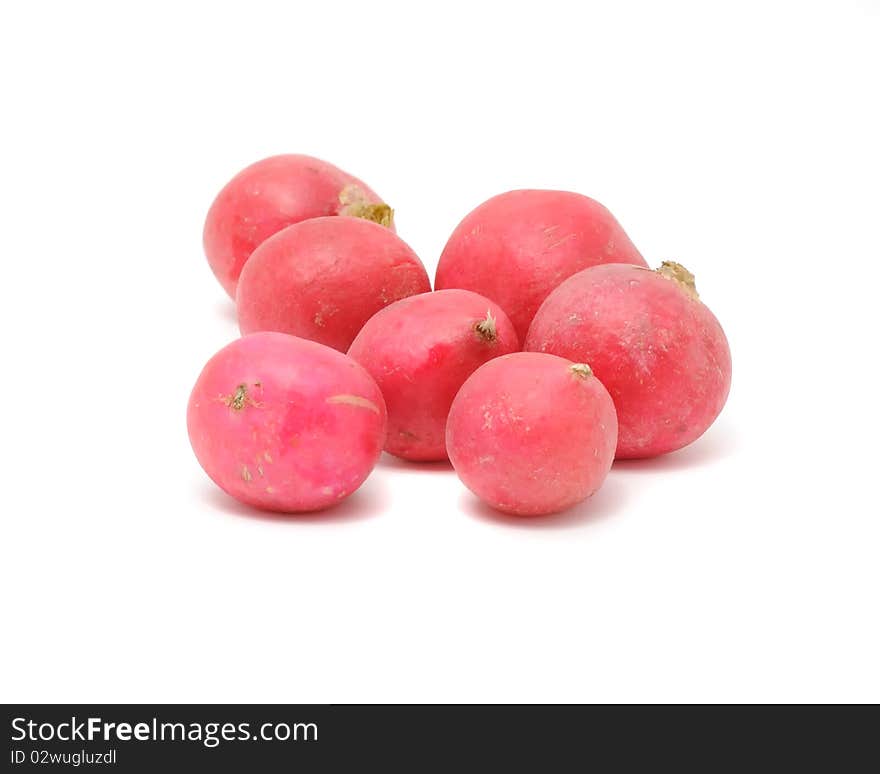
[378,452,454,473]
[613,425,737,474]
[200,475,390,524]
[458,473,629,530]
[213,297,238,326]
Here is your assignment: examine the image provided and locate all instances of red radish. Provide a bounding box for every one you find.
[236,216,431,352]
[348,289,519,461]
[187,332,387,512]
[446,352,618,516]
[203,154,393,298]
[434,189,647,340]
[525,262,731,459]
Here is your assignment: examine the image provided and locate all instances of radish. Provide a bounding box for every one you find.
[446,352,618,516]
[348,289,519,461]
[435,189,646,339]
[525,262,732,458]
[187,332,387,512]
[203,154,393,297]
[236,216,430,352]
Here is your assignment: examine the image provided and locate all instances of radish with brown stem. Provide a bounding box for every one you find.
[348,290,519,461]
[525,262,732,459]
[187,332,387,512]
[203,154,394,298]
[446,352,618,516]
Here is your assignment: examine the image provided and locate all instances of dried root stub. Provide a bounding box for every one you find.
[339,184,395,228]
[224,382,261,411]
[473,311,498,343]
[657,260,698,299]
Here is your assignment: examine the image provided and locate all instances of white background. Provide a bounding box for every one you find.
[1,0,878,703]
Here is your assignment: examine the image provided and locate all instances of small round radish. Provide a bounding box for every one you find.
[236,216,431,352]
[348,289,519,461]
[203,154,394,298]
[187,332,387,512]
[525,262,732,459]
[446,352,617,516]
[435,189,647,340]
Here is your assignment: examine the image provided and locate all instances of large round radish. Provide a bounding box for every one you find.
[203,154,393,298]
[348,289,519,461]
[446,352,618,516]
[525,262,732,459]
[187,332,387,512]
[236,216,431,352]
[434,189,647,340]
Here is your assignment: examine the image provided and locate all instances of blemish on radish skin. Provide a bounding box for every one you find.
[241,466,252,482]
[545,233,577,251]
[223,384,248,410]
[314,305,338,328]
[326,394,380,414]
[263,451,273,463]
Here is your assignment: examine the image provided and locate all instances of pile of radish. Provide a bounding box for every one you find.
[188,154,731,517]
